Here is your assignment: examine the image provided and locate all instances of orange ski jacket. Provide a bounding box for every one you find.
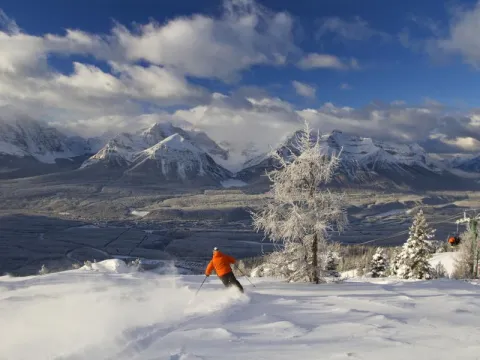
[205,251,236,277]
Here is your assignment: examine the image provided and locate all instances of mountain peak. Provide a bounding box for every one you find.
[128,133,231,184]
[143,134,201,157]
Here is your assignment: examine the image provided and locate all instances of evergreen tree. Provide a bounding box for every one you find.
[390,248,401,276]
[396,209,436,280]
[324,250,340,277]
[370,247,388,278]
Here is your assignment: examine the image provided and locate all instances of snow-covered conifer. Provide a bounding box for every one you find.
[390,248,401,276]
[324,250,340,277]
[251,121,348,283]
[370,247,388,278]
[396,209,436,280]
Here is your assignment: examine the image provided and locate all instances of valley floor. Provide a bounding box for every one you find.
[1,260,480,359]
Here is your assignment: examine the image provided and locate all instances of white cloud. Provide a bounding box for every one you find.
[49,113,176,138]
[142,94,480,157]
[434,2,480,67]
[316,16,390,42]
[298,53,360,70]
[0,9,19,34]
[0,31,47,73]
[111,0,297,80]
[292,81,316,98]
[0,60,209,125]
[0,1,304,129]
[340,83,352,90]
[434,135,480,151]
[171,93,302,157]
[110,63,209,101]
[0,1,298,80]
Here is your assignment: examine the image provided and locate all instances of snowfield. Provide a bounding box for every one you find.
[2,257,480,359]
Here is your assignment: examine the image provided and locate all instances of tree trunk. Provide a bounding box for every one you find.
[312,233,319,284]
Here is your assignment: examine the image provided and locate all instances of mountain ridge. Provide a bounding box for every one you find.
[0,114,479,190]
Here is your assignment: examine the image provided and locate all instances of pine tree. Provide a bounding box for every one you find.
[396,209,436,280]
[370,247,388,278]
[324,250,340,277]
[251,121,348,283]
[390,248,401,276]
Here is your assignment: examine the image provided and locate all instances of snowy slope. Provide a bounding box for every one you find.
[3,261,480,359]
[126,134,232,183]
[429,251,460,277]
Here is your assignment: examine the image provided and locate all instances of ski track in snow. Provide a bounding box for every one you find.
[2,260,480,359]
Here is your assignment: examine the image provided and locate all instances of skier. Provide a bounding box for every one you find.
[205,247,244,293]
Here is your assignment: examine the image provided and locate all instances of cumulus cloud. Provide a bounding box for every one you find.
[316,16,391,42]
[297,53,360,70]
[298,102,480,154]
[172,92,302,152]
[112,0,298,80]
[292,81,316,98]
[0,0,300,126]
[170,94,480,155]
[435,1,480,67]
[0,1,298,79]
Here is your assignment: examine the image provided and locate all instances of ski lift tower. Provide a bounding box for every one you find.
[456,211,480,278]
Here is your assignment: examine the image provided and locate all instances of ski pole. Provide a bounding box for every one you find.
[234,266,256,288]
[195,275,208,296]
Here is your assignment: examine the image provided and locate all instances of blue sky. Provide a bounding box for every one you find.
[1,0,480,154]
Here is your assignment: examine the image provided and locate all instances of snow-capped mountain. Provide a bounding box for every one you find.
[236,129,474,190]
[0,108,479,190]
[82,122,228,169]
[0,113,97,164]
[442,154,480,173]
[125,134,231,184]
[81,122,232,185]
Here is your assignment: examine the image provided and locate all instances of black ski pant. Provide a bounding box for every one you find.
[219,271,244,293]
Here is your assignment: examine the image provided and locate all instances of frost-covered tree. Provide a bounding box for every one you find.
[370,247,388,278]
[396,209,436,280]
[324,250,340,277]
[251,121,349,283]
[432,262,448,279]
[452,227,477,279]
[389,248,401,276]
